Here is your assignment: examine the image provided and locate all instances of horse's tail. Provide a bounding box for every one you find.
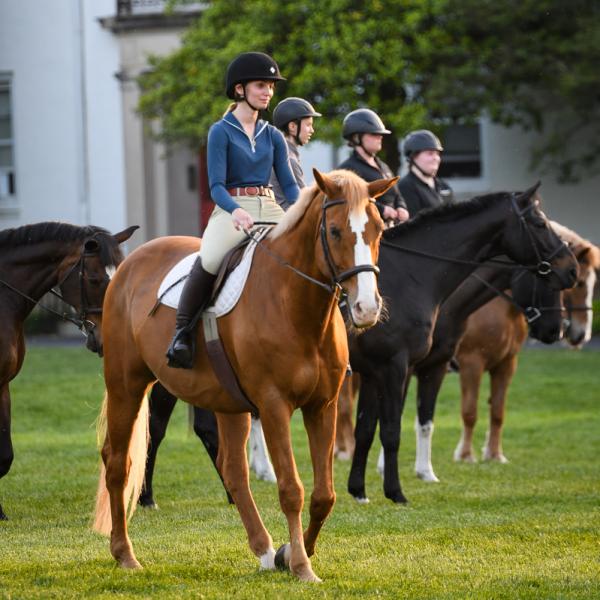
[92,385,151,535]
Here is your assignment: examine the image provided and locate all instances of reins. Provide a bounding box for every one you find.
[379,194,565,278]
[243,196,380,300]
[0,246,106,336]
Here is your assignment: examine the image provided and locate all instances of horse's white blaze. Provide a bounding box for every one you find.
[349,208,379,324]
[105,265,117,280]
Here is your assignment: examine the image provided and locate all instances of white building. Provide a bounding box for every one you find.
[1,1,598,248]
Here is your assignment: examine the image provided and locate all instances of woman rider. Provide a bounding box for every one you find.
[167,52,300,369]
[337,108,409,225]
[397,129,454,216]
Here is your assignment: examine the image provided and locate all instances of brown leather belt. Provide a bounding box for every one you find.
[228,186,274,199]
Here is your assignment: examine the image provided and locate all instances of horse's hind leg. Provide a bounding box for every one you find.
[301,400,336,560]
[0,384,14,520]
[216,413,275,567]
[139,382,178,509]
[101,365,152,569]
[484,355,517,463]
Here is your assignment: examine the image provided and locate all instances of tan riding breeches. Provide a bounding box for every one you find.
[199,195,286,274]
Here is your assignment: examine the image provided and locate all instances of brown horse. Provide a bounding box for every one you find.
[453,224,600,463]
[0,222,137,520]
[92,170,396,582]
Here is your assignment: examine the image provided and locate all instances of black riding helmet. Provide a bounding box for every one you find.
[342,108,391,140]
[273,97,321,130]
[225,52,285,100]
[273,97,321,145]
[403,129,443,159]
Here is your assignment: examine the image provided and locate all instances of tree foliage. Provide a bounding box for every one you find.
[139,0,600,180]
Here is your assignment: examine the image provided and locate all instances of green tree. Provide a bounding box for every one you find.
[139,0,600,180]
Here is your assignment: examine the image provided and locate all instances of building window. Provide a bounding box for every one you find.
[0,76,15,199]
[438,123,481,179]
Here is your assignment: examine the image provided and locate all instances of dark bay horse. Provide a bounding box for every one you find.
[347,186,578,504]
[92,170,396,582]
[0,222,137,520]
[335,261,565,466]
[409,261,565,480]
[453,223,600,464]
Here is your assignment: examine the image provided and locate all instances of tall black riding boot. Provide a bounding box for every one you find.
[166,257,217,369]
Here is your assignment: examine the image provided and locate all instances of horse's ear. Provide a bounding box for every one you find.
[516,181,542,204]
[313,169,340,197]
[368,176,400,199]
[113,225,139,244]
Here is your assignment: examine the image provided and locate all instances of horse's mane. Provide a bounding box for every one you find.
[269,169,370,240]
[383,191,513,240]
[550,220,600,269]
[0,222,123,266]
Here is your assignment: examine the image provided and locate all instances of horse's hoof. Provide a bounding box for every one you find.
[138,497,158,510]
[294,565,322,583]
[352,495,370,504]
[385,491,408,504]
[336,450,351,461]
[119,557,142,569]
[416,470,440,483]
[274,543,291,570]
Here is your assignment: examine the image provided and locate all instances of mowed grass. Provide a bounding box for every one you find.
[0,345,598,599]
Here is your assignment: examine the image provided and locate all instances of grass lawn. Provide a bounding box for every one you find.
[0,344,598,599]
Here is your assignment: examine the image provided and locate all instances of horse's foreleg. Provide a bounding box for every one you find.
[0,384,13,521]
[260,405,319,582]
[348,377,378,502]
[301,400,336,559]
[414,363,448,483]
[484,355,517,463]
[216,413,274,567]
[139,382,178,509]
[454,355,483,462]
[379,364,409,504]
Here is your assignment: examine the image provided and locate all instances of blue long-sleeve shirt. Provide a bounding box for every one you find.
[207,111,300,213]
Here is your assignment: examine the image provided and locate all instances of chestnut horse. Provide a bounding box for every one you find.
[0,222,137,520]
[92,170,396,582]
[454,224,600,463]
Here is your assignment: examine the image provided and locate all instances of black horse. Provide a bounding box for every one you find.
[138,185,576,508]
[0,221,137,520]
[346,186,576,503]
[400,261,564,483]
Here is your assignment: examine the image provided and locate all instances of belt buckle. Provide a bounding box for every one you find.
[246,186,259,196]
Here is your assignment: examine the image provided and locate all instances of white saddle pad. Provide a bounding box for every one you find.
[157,229,269,318]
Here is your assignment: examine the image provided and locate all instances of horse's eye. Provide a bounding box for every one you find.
[329,226,342,240]
[576,280,585,288]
